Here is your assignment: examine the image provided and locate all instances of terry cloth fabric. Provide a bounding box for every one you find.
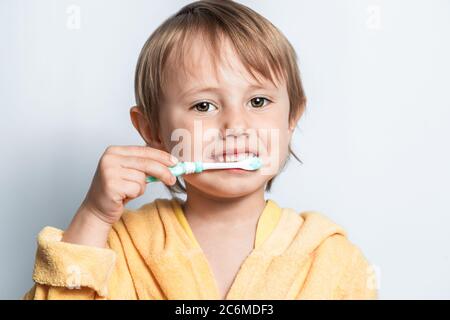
[23,198,378,300]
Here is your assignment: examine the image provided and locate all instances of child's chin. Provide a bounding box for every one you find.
[186,174,265,197]
[205,186,259,199]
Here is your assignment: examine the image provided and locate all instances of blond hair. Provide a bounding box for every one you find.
[134,0,306,194]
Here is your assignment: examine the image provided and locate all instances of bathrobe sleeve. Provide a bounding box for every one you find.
[336,243,379,300]
[22,225,136,300]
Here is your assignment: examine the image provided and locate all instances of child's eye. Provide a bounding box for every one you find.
[191,101,217,112]
[249,97,271,108]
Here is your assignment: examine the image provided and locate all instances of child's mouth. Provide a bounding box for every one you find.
[210,151,258,163]
[225,168,248,173]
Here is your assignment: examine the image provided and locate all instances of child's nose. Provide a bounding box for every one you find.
[220,106,250,133]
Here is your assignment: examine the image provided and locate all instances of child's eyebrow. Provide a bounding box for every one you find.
[179,86,220,98]
[246,83,278,92]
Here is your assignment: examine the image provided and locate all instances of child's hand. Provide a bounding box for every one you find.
[83,145,178,225]
[61,145,178,248]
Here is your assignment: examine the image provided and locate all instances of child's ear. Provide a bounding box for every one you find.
[129,106,164,149]
[288,97,306,132]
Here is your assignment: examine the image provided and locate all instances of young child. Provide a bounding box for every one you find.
[23,0,378,300]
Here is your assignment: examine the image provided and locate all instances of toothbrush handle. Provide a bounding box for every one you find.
[146,176,159,183]
[146,163,185,183]
[145,162,203,183]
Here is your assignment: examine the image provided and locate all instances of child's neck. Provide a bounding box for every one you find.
[182,186,266,228]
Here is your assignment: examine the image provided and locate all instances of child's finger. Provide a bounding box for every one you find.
[121,180,143,200]
[118,156,176,185]
[120,168,147,196]
[105,145,177,166]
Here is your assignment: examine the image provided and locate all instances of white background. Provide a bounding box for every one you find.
[1,0,449,299]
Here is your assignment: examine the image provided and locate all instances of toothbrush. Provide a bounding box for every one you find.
[146,156,262,183]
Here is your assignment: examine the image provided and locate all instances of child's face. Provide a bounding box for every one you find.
[158,36,297,197]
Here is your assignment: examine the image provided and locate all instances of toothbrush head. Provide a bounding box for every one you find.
[237,156,262,171]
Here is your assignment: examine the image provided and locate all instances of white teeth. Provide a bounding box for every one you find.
[214,152,256,162]
[225,154,235,162]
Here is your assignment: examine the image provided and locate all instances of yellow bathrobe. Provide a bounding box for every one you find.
[22,198,378,300]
